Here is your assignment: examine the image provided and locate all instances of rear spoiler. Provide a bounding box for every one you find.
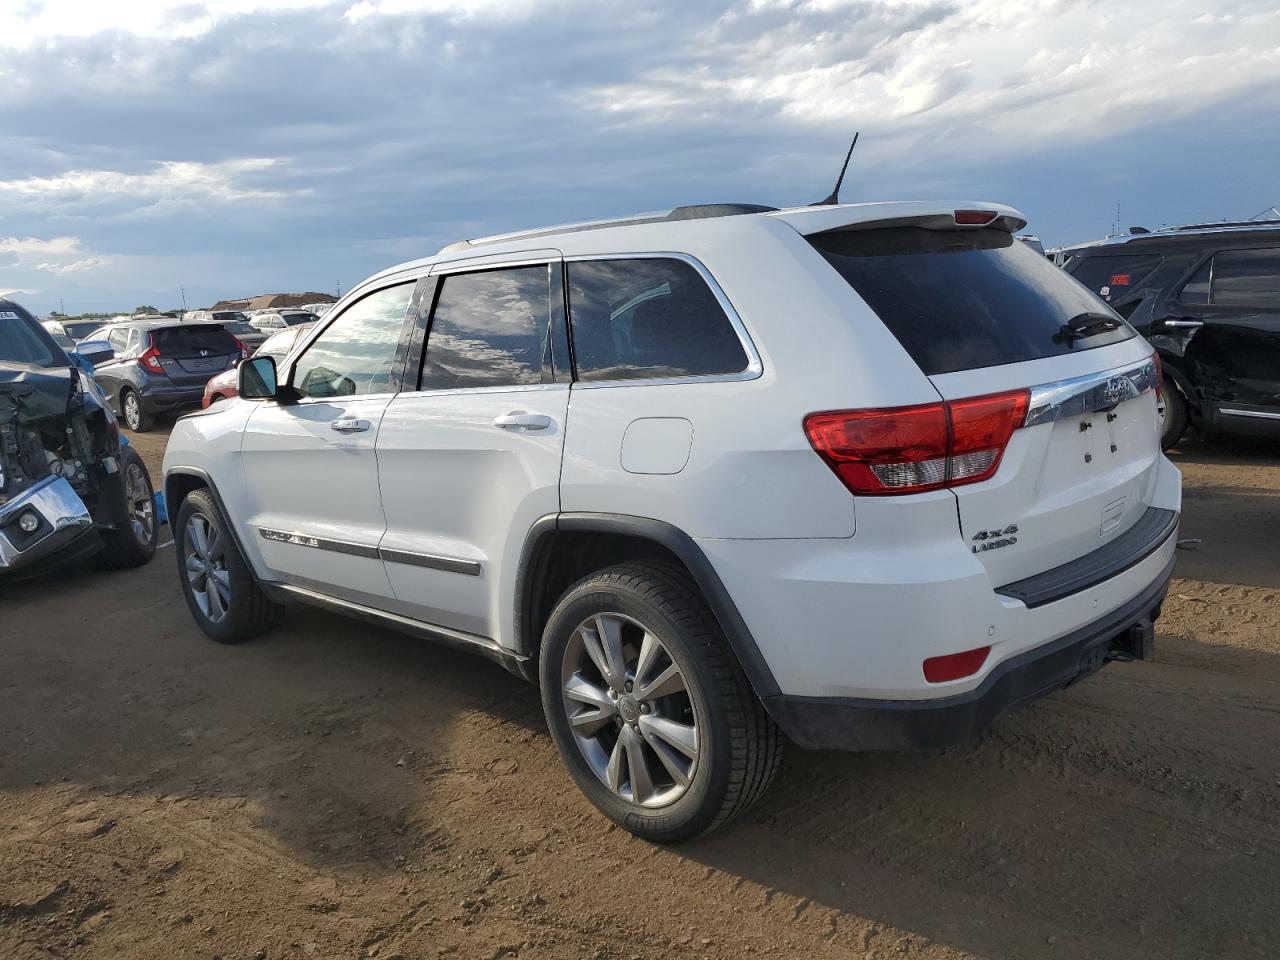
[769,201,1028,238]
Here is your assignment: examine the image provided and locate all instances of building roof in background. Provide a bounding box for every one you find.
[209,292,337,311]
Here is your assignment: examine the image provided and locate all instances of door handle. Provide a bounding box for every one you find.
[493,411,551,431]
[1161,319,1204,329]
[331,418,371,433]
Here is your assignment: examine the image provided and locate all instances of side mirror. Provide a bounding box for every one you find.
[238,355,279,400]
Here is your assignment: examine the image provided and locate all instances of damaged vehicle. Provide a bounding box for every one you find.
[1,299,158,578]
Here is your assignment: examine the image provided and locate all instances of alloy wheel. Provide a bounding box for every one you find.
[1156,383,1170,429]
[124,461,154,545]
[184,512,230,623]
[124,393,141,430]
[560,612,700,808]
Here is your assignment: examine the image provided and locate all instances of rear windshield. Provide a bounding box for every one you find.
[151,326,238,355]
[212,311,249,324]
[810,227,1136,376]
[1066,254,1164,302]
[61,320,105,339]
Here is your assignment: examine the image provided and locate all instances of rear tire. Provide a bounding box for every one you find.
[99,446,158,569]
[174,488,283,644]
[539,561,784,842]
[1158,377,1188,450]
[121,388,153,432]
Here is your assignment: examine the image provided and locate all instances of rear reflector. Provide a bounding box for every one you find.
[954,209,999,226]
[923,645,990,683]
[804,388,1029,496]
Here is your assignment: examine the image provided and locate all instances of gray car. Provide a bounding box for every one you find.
[82,320,247,431]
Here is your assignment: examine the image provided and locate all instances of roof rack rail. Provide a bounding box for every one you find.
[1172,218,1280,231]
[438,203,778,255]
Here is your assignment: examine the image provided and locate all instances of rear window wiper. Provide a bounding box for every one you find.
[1054,311,1121,344]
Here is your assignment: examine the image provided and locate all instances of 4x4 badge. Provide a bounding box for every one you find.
[971,524,1018,553]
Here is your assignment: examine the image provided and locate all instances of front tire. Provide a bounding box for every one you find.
[1158,377,1188,450]
[539,561,783,842]
[174,488,283,644]
[99,446,158,569]
[121,388,153,432]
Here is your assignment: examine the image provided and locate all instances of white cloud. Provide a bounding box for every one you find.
[35,257,109,275]
[0,159,301,204]
[0,236,84,257]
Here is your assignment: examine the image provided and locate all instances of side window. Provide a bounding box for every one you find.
[1209,248,1280,308]
[108,328,131,352]
[419,265,550,391]
[566,258,749,381]
[1179,257,1212,305]
[291,282,414,398]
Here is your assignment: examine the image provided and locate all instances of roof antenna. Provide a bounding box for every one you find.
[811,132,859,206]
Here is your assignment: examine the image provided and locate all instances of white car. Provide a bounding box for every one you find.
[163,201,1182,840]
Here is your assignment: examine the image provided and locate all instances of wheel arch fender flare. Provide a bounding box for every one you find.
[514,512,782,698]
[164,467,257,574]
[1158,353,1198,411]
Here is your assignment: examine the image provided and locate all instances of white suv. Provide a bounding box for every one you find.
[163,201,1182,840]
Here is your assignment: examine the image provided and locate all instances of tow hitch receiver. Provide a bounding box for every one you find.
[1108,619,1156,662]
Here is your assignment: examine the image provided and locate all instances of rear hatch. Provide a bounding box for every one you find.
[150,325,241,387]
[808,217,1162,587]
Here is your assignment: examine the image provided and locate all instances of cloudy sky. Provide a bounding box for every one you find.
[1,0,1278,314]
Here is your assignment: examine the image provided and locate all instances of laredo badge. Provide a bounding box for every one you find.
[971,524,1018,553]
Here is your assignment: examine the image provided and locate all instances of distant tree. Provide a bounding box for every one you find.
[134,304,159,315]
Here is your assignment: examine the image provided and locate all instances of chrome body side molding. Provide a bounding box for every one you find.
[257,527,481,575]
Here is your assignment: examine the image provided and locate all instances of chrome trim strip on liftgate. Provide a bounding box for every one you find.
[1024,356,1159,428]
[258,527,482,576]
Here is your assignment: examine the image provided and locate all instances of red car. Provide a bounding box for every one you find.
[202,322,315,408]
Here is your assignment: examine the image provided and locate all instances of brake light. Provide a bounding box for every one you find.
[954,209,998,226]
[230,335,250,359]
[138,345,164,374]
[923,645,990,683]
[804,388,1030,496]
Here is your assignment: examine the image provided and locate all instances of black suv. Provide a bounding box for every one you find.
[82,320,247,431]
[1062,222,1280,448]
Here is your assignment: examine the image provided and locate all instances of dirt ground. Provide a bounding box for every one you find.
[2,426,1278,960]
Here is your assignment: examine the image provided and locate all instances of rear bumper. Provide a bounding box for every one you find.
[141,386,207,414]
[0,476,96,574]
[763,550,1174,751]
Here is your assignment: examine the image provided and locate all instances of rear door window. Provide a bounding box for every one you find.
[152,326,238,356]
[566,258,749,381]
[810,227,1135,376]
[419,265,551,391]
[1209,248,1280,308]
[1179,258,1213,305]
[1067,254,1163,302]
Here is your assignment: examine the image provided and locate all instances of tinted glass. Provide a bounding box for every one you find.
[61,320,103,339]
[1067,254,1163,302]
[1179,258,1212,305]
[282,312,317,326]
[567,258,748,381]
[1210,248,1280,308]
[810,227,1135,376]
[292,283,413,398]
[152,326,238,355]
[0,308,59,367]
[212,311,249,324]
[420,266,549,390]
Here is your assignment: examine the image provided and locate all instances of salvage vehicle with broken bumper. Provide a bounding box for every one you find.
[1,299,158,577]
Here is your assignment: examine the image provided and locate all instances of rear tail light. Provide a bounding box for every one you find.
[230,335,250,359]
[138,344,164,374]
[923,645,990,683]
[804,388,1029,496]
[1151,348,1162,385]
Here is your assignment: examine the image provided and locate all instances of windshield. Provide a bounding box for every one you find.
[224,321,259,336]
[282,312,317,326]
[810,227,1136,376]
[1,307,65,368]
[213,311,249,324]
[61,320,104,339]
